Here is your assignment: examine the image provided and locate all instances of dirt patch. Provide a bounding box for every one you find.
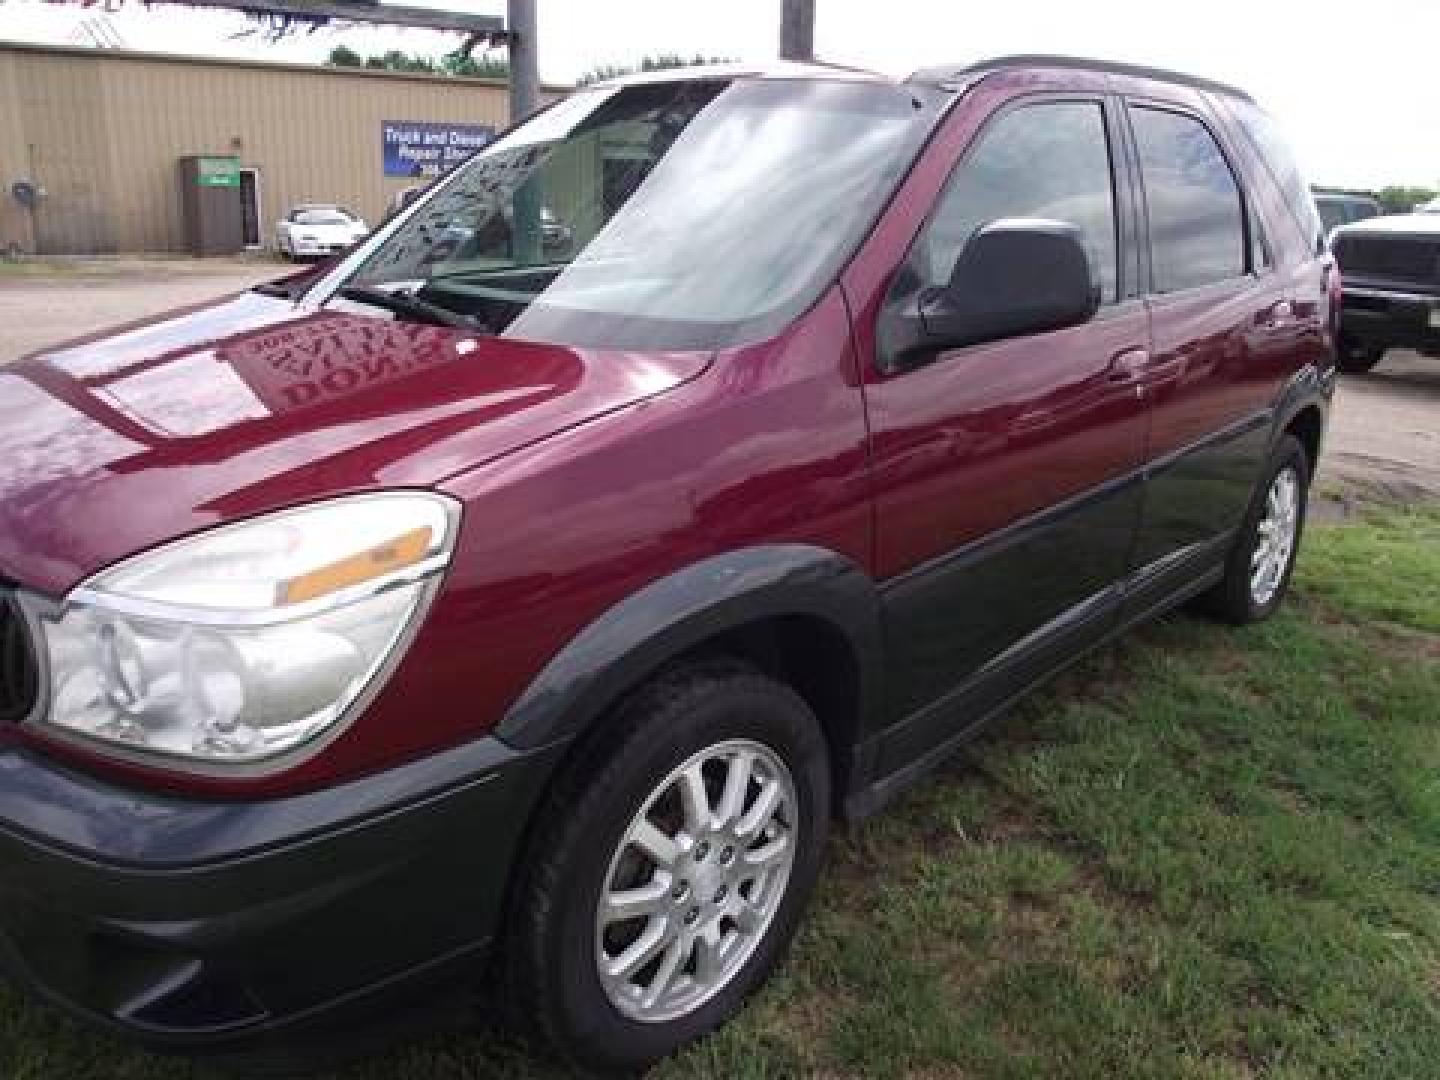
[1316,351,1440,512]
[0,257,284,363]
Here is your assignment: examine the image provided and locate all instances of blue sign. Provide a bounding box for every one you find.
[382,121,495,178]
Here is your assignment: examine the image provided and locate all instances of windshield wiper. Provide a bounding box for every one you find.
[338,284,486,332]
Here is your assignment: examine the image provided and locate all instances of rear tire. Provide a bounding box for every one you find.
[504,659,830,1075]
[1201,434,1310,624]
[1338,342,1384,373]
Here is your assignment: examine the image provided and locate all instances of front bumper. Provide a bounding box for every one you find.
[1341,284,1440,355]
[0,734,562,1048]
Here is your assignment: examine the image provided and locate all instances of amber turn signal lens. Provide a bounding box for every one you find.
[277,527,432,606]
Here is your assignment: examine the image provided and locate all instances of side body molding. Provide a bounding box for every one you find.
[496,545,885,755]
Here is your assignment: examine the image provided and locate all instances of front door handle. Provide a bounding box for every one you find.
[1105,348,1150,401]
[1107,348,1150,384]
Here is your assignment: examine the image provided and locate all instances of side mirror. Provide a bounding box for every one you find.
[918,218,1101,353]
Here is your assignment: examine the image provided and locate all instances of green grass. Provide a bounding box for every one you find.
[0,255,281,279]
[2,508,1437,1079]
[0,261,78,278]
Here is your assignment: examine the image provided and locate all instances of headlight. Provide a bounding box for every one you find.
[28,492,459,773]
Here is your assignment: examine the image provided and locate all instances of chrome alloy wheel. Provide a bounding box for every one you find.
[1251,465,1300,607]
[595,738,797,1024]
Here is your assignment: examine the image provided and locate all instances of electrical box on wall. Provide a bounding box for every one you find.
[177,155,243,256]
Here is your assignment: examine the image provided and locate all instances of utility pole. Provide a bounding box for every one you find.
[779,0,815,62]
[507,0,541,263]
[507,0,539,124]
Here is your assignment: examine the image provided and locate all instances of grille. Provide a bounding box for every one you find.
[1334,233,1440,289]
[0,596,38,723]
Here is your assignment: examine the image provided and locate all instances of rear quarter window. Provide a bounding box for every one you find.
[1223,98,1325,255]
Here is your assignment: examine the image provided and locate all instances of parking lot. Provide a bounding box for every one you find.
[1321,350,1440,506]
[2,260,1435,510]
[0,259,280,362]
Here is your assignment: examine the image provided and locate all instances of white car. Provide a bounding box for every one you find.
[1418,196,1440,215]
[275,204,368,259]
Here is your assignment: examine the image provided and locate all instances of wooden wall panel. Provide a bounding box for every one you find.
[0,53,34,254]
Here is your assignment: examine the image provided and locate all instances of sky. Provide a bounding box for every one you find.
[2,0,1437,189]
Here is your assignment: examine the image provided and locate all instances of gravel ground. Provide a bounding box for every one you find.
[1315,351,1440,508]
[0,258,283,362]
[0,260,1434,507]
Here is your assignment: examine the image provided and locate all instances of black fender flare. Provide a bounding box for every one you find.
[1269,362,1333,458]
[496,544,884,754]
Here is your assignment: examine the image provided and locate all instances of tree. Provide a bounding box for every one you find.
[1376,186,1438,214]
[326,44,363,67]
[326,46,510,81]
[442,53,511,80]
[576,53,730,87]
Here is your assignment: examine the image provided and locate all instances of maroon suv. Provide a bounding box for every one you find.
[0,56,1335,1072]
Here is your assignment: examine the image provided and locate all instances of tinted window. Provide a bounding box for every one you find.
[1347,199,1379,223]
[293,209,350,225]
[916,100,1119,303]
[1225,98,1325,254]
[1315,198,1347,234]
[1131,107,1245,293]
[351,80,942,350]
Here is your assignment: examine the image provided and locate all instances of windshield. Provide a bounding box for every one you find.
[296,209,352,225]
[346,77,941,349]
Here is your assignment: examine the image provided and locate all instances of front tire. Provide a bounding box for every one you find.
[505,660,830,1074]
[1202,434,1310,624]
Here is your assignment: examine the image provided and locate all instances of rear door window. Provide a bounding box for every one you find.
[1129,106,1246,294]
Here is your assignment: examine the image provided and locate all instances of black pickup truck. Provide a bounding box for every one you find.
[1332,215,1440,372]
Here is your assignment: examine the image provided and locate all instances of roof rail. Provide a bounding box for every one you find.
[907,54,1254,103]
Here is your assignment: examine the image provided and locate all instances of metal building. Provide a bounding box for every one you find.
[0,41,559,256]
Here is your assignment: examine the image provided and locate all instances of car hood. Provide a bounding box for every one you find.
[1335,213,1440,237]
[0,291,710,596]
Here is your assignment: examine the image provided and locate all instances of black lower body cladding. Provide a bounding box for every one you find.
[0,736,562,1048]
